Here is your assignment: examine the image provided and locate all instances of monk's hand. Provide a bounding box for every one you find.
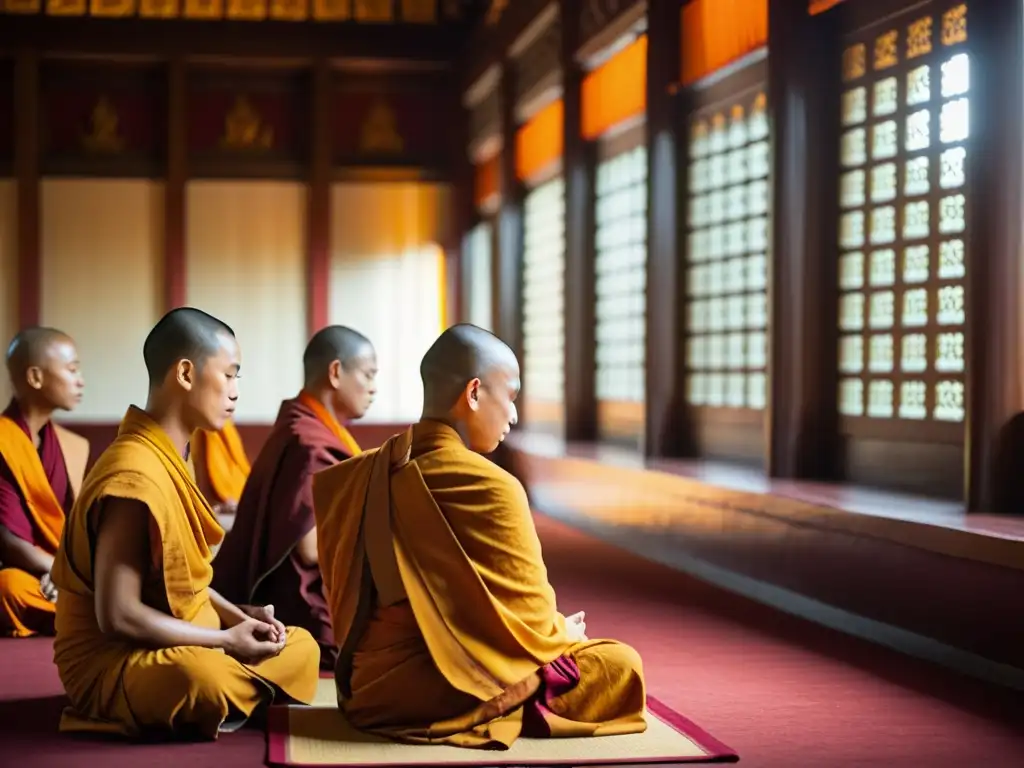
[565,611,588,643]
[223,617,286,664]
[39,572,58,603]
[242,604,287,644]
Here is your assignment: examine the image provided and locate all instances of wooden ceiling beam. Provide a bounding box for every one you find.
[0,17,460,63]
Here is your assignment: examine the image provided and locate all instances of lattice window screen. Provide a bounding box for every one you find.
[837,2,969,423]
[684,91,770,410]
[465,221,493,332]
[521,177,566,405]
[594,146,648,405]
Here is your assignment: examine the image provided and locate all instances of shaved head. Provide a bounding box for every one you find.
[420,324,518,414]
[303,325,373,387]
[6,327,72,379]
[143,307,235,387]
[5,326,84,411]
[303,325,377,420]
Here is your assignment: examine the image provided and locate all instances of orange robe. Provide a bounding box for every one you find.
[191,421,251,507]
[0,401,89,638]
[312,420,646,748]
[50,406,320,740]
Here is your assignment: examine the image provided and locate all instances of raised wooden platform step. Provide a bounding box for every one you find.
[505,432,1024,691]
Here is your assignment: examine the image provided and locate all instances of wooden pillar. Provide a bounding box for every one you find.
[967,0,1024,513]
[561,0,597,442]
[766,0,841,479]
[14,50,40,329]
[307,58,332,336]
[489,200,502,334]
[643,0,681,457]
[448,80,472,328]
[496,63,524,358]
[164,58,187,311]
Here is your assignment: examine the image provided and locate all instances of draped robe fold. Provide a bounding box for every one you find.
[191,421,251,507]
[50,406,320,740]
[212,395,360,667]
[0,399,89,637]
[312,421,646,749]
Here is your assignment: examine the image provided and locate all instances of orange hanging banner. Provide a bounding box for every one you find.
[809,0,845,14]
[680,0,768,86]
[581,35,648,141]
[515,99,564,183]
[474,153,501,210]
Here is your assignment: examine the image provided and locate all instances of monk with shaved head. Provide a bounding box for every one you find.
[212,325,377,667]
[313,323,646,748]
[50,307,319,740]
[0,327,87,637]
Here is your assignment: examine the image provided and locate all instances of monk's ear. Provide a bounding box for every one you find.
[25,365,44,390]
[327,359,344,388]
[465,378,483,412]
[176,359,196,391]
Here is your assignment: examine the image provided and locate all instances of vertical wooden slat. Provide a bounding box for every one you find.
[449,76,472,328]
[15,50,40,329]
[966,0,1024,512]
[497,63,524,358]
[307,58,332,337]
[766,0,841,479]
[489,208,502,334]
[164,57,187,311]
[644,0,682,457]
[561,0,597,442]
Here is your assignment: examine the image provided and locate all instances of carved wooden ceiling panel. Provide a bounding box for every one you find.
[514,14,560,104]
[0,0,489,23]
[579,0,640,45]
[468,82,500,144]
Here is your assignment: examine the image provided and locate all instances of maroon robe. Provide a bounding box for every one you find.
[0,399,73,551]
[211,397,353,667]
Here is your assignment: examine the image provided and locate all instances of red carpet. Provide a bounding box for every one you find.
[2,513,1023,766]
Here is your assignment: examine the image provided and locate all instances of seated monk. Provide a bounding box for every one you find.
[212,325,376,668]
[50,307,319,740]
[0,327,88,637]
[312,324,646,748]
[191,420,251,517]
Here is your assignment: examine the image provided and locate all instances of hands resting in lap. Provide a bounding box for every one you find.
[221,604,587,665]
[225,604,288,664]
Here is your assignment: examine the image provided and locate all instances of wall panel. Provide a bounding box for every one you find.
[186,181,307,423]
[0,180,16,408]
[40,179,163,422]
[328,182,450,424]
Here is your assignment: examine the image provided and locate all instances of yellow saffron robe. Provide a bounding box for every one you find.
[191,420,251,507]
[312,420,646,748]
[50,407,320,739]
[0,413,88,637]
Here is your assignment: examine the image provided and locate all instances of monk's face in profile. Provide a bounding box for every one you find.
[27,336,84,412]
[181,332,240,433]
[464,360,520,454]
[331,345,378,420]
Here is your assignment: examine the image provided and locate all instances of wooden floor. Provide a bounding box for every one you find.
[507,432,1024,682]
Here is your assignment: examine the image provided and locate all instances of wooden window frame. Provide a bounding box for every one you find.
[677,56,770,467]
